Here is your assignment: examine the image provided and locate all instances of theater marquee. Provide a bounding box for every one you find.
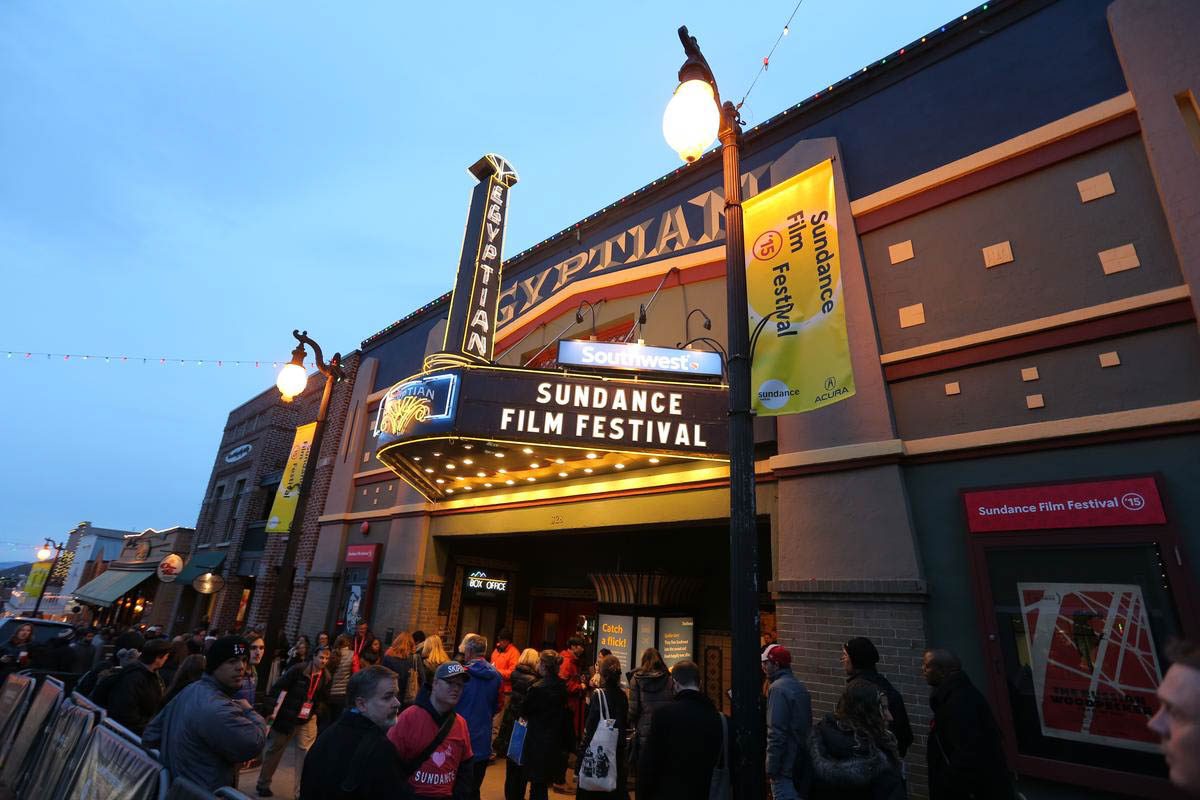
[374,364,728,500]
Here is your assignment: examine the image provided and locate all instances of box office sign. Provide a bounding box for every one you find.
[377,365,728,457]
[465,569,508,595]
[964,477,1166,533]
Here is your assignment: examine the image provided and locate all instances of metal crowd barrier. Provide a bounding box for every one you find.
[0,675,250,800]
[0,674,63,791]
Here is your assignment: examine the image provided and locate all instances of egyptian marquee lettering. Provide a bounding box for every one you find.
[496,167,767,327]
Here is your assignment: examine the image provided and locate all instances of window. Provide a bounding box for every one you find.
[223,479,246,542]
[204,485,226,543]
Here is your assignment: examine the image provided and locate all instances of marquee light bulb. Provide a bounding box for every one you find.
[505,479,515,485]
[275,362,308,402]
[477,472,486,478]
[559,472,568,478]
[446,463,456,470]
[586,452,598,459]
[649,457,660,464]
[615,463,625,469]
[522,447,533,454]
[530,462,540,468]
[663,79,719,163]
[584,468,594,474]
[462,459,473,465]
[424,468,434,474]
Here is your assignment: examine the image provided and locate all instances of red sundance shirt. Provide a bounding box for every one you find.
[388,705,473,797]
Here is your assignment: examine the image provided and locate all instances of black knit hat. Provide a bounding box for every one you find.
[844,637,880,670]
[205,636,250,673]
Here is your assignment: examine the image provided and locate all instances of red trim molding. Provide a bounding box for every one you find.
[884,298,1195,381]
[855,112,1141,235]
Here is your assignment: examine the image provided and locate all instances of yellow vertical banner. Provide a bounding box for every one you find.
[24,561,51,599]
[744,159,855,415]
[266,422,317,534]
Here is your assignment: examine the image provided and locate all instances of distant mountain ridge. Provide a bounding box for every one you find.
[0,562,33,576]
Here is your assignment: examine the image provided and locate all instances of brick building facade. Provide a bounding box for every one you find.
[169,352,358,637]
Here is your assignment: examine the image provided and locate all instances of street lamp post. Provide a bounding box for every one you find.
[665,27,764,800]
[265,330,344,661]
[32,538,64,619]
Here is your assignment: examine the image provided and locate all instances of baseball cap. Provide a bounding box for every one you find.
[761,643,791,668]
[206,636,250,673]
[435,661,470,682]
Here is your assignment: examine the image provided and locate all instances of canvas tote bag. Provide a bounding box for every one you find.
[577,689,619,792]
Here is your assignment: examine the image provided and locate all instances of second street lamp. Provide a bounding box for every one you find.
[665,26,764,800]
[264,329,344,669]
[32,537,64,619]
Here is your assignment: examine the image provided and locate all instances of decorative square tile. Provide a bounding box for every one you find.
[898,303,925,328]
[888,240,914,265]
[1021,366,1040,382]
[1077,172,1116,203]
[944,382,961,396]
[1026,394,1045,409]
[1098,244,1140,275]
[982,241,1014,268]
[1099,351,1121,368]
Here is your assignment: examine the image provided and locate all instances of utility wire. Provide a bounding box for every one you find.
[737,0,807,111]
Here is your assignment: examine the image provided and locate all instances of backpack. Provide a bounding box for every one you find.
[90,666,128,708]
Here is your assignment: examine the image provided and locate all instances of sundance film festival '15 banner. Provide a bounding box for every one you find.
[266,422,317,534]
[744,159,855,415]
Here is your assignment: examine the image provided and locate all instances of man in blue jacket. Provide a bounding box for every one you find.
[456,633,500,800]
[763,643,813,800]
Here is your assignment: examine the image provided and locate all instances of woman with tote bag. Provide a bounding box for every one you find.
[577,655,629,800]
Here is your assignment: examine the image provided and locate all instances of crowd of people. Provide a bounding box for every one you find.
[3,615,1198,799]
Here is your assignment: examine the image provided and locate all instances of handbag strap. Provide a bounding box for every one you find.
[399,707,457,779]
[597,688,611,722]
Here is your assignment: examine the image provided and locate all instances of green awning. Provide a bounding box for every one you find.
[73,569,155,607]
[177,551,226,584]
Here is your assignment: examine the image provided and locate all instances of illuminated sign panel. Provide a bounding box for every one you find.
[557,340,722,378]
[465,569,508,594]
[457,369,726,456]
[375,373,459,442]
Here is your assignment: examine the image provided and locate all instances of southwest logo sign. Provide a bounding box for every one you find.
[557,340,723,378]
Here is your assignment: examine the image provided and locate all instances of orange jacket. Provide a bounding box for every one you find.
[491,644,519,693]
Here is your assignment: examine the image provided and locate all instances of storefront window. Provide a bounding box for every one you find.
[984,542,1179,779]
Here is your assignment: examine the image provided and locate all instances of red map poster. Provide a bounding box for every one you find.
[1019,583,1162,752]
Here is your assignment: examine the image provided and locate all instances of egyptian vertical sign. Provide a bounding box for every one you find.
[266,422,317,534]
[427,154,519,369]
[743,159,855,415]
[1019,582,1163,752]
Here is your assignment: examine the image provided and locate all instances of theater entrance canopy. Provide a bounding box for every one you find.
[374,356,729,501]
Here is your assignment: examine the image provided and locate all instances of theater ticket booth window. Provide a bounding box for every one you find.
[964,476,1199,799]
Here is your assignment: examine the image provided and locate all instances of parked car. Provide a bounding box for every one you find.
[0,616,73,645]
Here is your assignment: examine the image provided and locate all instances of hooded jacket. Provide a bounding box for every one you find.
[766,666,813,783]
[143,674,267,791]
[104,659,165,735]
[809,715,906,800]
[496,662,539,755]
[629,669,671,740]
[457,656,501,761]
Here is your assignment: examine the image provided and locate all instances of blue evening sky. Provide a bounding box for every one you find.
[0,0,973,557]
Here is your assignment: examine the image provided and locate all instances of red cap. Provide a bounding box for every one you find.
[761,643,791,668]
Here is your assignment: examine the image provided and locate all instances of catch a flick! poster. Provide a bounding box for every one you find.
[1019,583,1163,752]
[743,159,855,416]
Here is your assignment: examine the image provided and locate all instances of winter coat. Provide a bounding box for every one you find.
[491,644,520,694]
[496,662,538,754]
[457,657,501,762]
[628,670,672,742]
[636,689,724,800]
[521,672,570,783]
[270,663,331,734]
[301,709,410,800]
[104,660,165,735]
[809,715,907,800]
[849,670,914,757]
[927,672,1014,800]
[329,647,354,698]
[766,666,813,787]
[143,674,267,792]
[382,654,417,702]
[577,686,629,800]
[559,648,586,736]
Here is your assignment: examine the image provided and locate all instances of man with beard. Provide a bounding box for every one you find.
[300,665,405,799]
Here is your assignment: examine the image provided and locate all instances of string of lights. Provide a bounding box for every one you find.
[3,350,311,370]
[736,0,808,111]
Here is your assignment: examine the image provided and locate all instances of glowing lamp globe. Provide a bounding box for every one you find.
[276,362,308,402]
[37,546,52,561]
[663,79,719,163]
